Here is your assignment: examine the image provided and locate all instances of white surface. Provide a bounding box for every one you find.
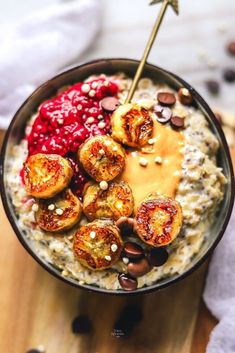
[1,0,235,114]
[95,0,235,114]
[204,207,235,353]
[0,0,101,128]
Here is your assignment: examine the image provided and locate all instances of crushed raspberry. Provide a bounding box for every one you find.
[27,78,118,156]
[26,76,119,197]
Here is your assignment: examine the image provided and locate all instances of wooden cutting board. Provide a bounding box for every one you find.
[2,129,232,353]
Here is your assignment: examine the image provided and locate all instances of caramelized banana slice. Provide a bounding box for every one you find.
[78,135,125,181]
[135,194,183,247]
[35,189,82,232]
[23,153,73,198]
[83,181,134,221]
[73,219,123,270]
[111,103,154,147]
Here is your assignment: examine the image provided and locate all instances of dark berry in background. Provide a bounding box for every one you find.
[71,315,92,334]
[223,69,235,83]
[205,80,220,95]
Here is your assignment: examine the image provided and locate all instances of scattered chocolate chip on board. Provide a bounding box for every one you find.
[227,41,235,56]
[205,80,220,95]
[113,304,142,337]
[71,315,92,334]
[223,69,235,83]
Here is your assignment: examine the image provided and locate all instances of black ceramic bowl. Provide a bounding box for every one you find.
[1,58,234,295]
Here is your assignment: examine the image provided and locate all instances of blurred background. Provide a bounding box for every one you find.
[1,0,234,113]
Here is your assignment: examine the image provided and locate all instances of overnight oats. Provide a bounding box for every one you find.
[6,73,227,291]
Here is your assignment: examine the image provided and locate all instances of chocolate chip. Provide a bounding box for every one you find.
[124,304,143,323]
[118,273,138,291]
[170,116,184,129]
[127,257,152,278]
[154,105,172,123]
[157,92,176,106]
[154,104,163,115]
[116,217,137,236]
[113,304,142,338]
[223,69,235,83]
[205,80,220,95]
[178,87,193,105]
[148,247,169,267]
[227,41,235,56]
[101,97,120,112]
[124,242,144,259]
[71,315,92,334]
[26,350,41,353]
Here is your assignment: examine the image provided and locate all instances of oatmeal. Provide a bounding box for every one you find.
[5,73,226,291]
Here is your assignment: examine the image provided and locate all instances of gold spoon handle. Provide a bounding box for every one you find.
[125,0,170,104]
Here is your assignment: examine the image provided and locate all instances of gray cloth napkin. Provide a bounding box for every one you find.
[0,0,101,129]
[204,204,235,353]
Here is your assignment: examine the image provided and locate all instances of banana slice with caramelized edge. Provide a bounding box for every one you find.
[135,193,183,247]
[111,103,154,147]
[73,219,123,270]
[83,181,134,221]
[78,135,125,181]
[35,189,82,232]
[23,153,73,198]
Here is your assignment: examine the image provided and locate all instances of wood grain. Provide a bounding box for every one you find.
[191,300,218,353]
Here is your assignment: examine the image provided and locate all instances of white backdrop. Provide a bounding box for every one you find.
[1,0,235,112]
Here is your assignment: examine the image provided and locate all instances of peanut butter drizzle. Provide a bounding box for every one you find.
[120,119,184,211]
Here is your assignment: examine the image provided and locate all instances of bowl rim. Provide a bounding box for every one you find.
[1,57,234,296]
